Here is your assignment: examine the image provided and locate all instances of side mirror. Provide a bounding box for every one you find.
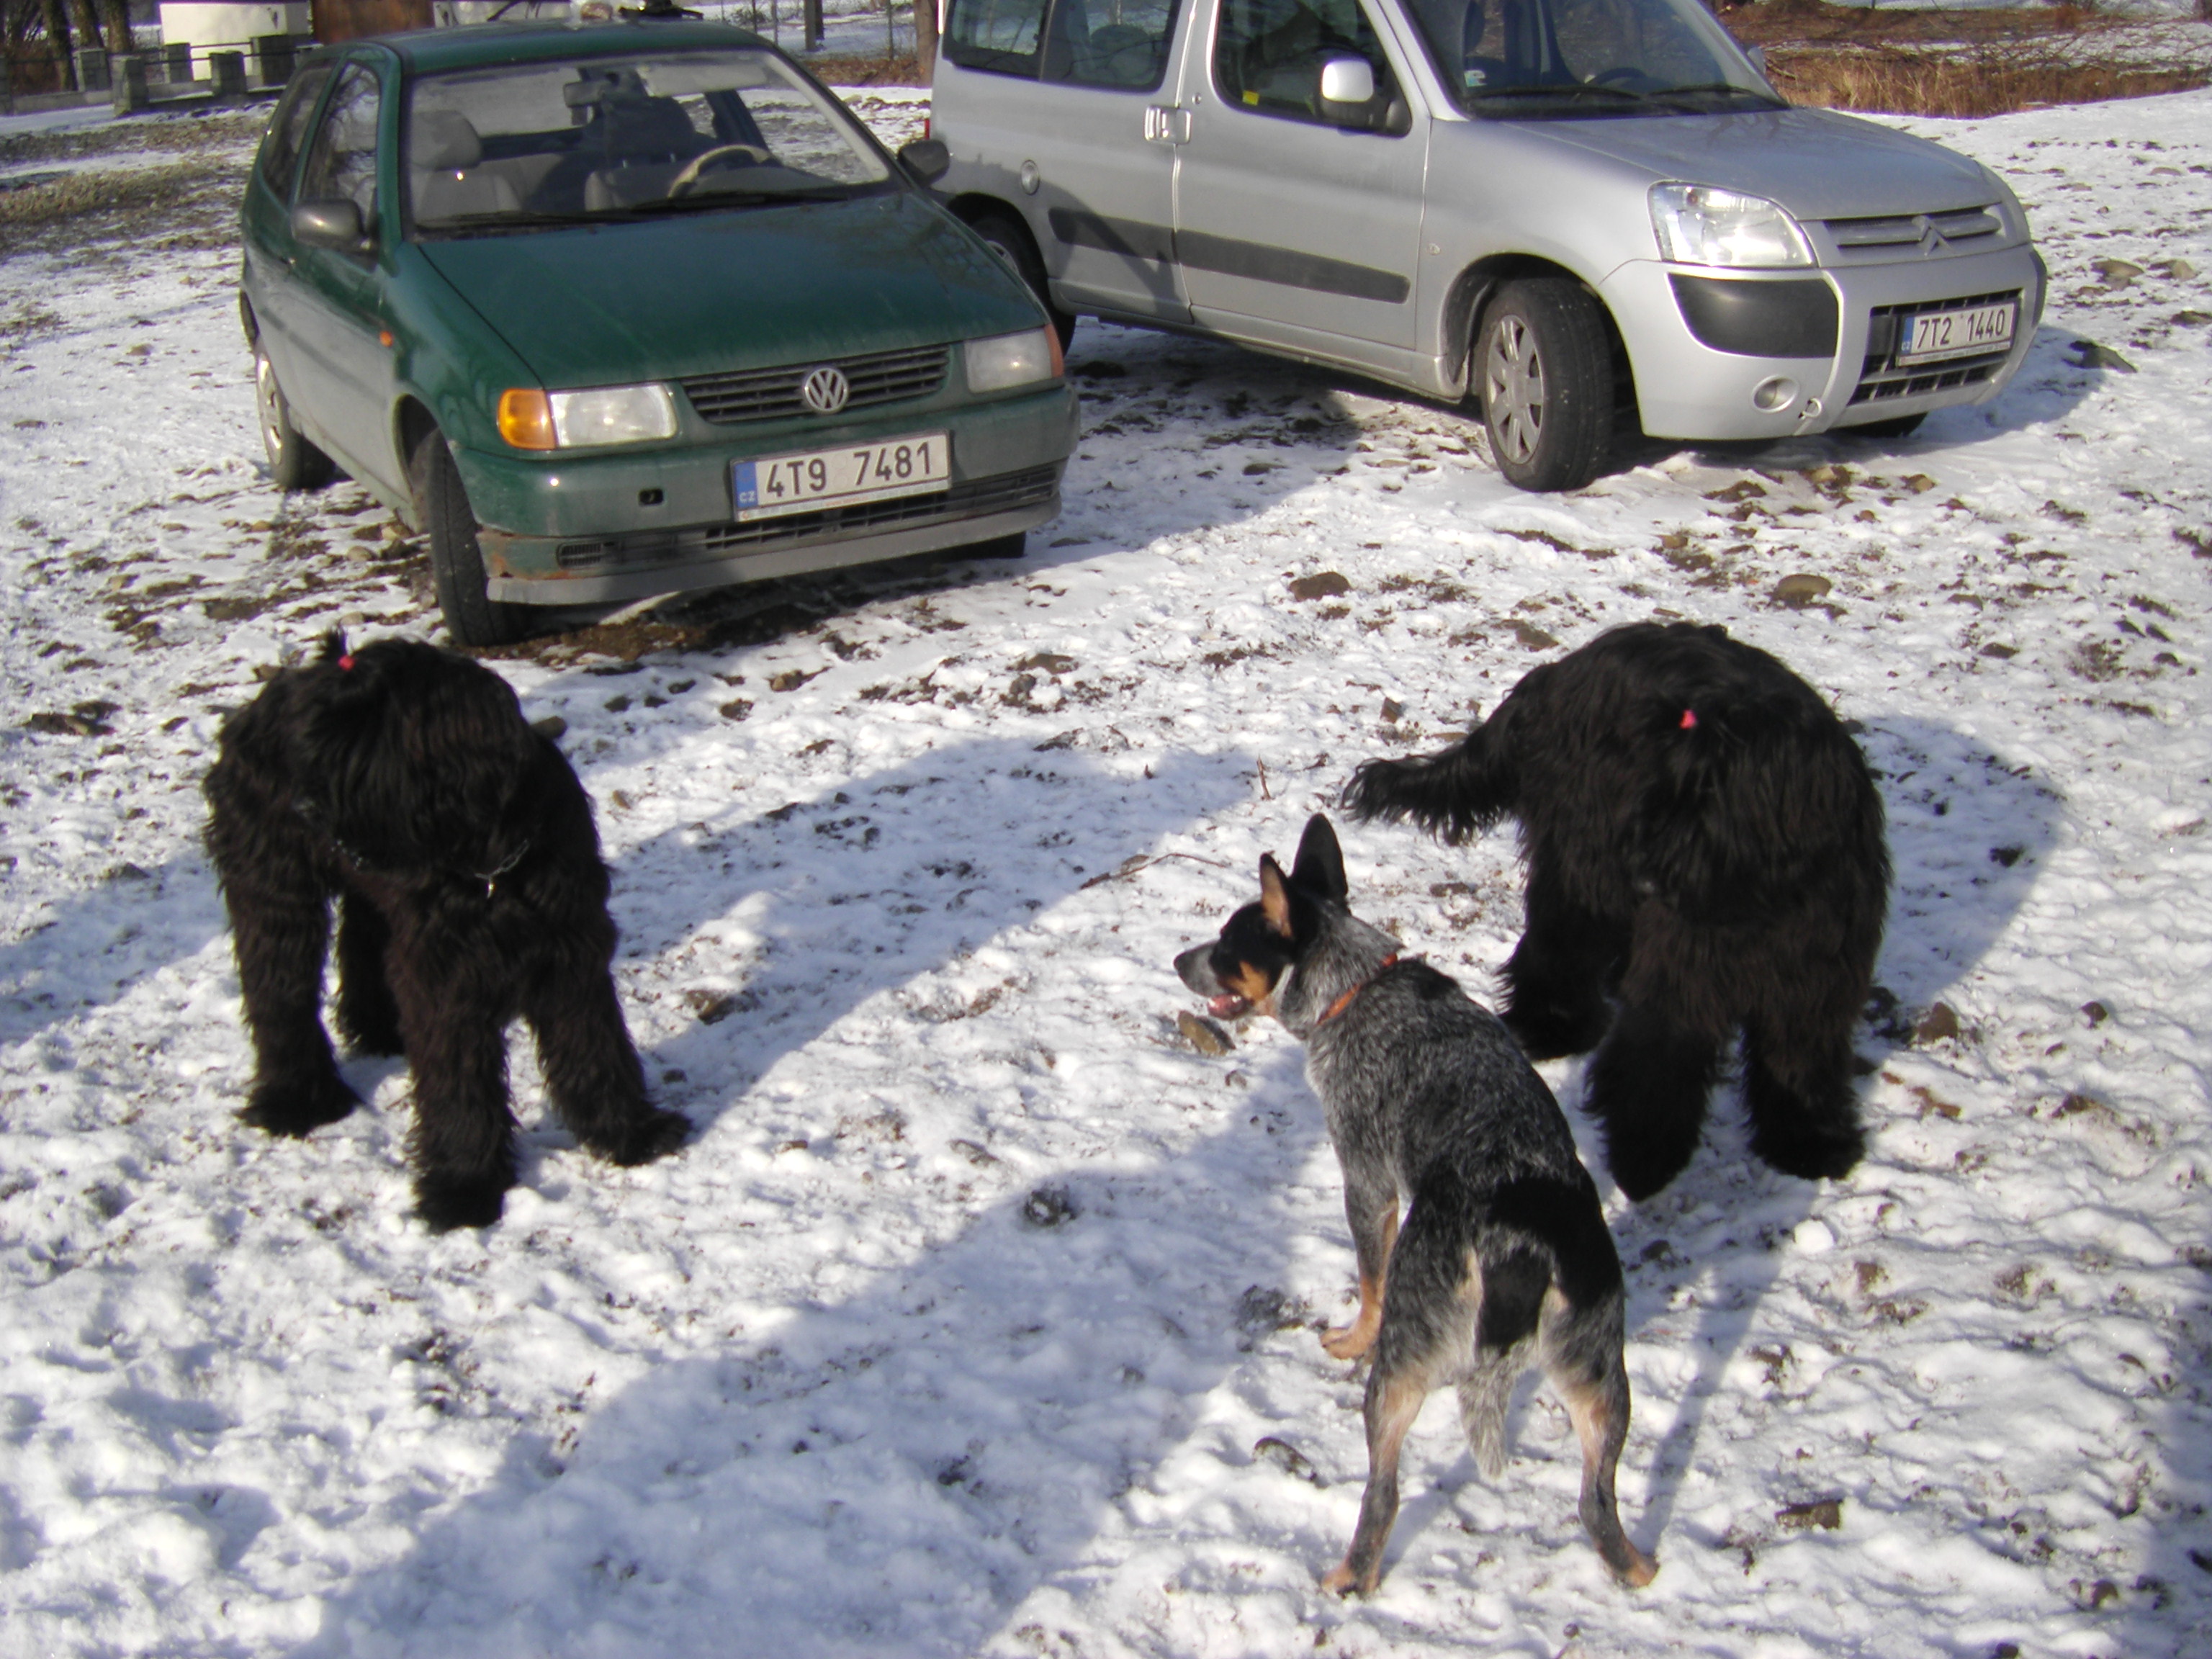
[292,198,371,255]
[1318,55,1375,114]
[897,138,951,187]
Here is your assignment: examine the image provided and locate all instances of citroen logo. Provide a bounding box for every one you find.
[1915,216,1948,257]
[800,366,850,415]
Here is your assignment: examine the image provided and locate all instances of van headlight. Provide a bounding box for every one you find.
[1650,184,1813,269]
[964,327,1061,393]
[497,383,678,450]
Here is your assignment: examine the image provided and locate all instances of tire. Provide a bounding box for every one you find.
[968,209,1076,354]
[254,341,335,492]
[1475,277,1613,493]
[1846,413,1926,439]
[409,428,529,649]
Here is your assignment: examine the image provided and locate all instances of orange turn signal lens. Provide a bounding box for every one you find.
[496,388,555,451]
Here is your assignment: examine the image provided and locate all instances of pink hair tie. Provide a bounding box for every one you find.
[1679,709,1696,729]
[339,655,356,671]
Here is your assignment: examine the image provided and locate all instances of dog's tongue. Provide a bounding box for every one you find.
[1207,992,1248,1020]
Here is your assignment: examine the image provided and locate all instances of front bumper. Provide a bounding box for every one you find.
[449,380,1078,607]
[1599,239,2046,441]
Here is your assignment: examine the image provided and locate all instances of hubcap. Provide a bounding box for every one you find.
[254,349,287,464]
[1484,315,1545,465]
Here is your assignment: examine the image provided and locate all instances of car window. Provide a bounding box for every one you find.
[1042,0,1180,91]
[944,0,1050,78]
[298,60,383,221]
[259,59,335,197]
[405,49,894,228]
[1398,0,1773,116]
[1213,0,1398,127]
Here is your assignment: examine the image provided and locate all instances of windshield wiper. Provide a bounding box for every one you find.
[1644,81,1787,107]
[616,185,856,212]
[1467,83,1645,103]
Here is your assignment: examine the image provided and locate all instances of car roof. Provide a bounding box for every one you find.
[360,19,773,75]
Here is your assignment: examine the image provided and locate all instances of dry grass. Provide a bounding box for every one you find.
[1764,47,2212,117]
[0,158,242,258]
[1720,0,2212,116]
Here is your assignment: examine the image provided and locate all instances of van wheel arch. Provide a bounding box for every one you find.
[1447,258,1640,443]
[950,197,1076,351]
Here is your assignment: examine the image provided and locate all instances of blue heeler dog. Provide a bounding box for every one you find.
[1175,814,1655,1596]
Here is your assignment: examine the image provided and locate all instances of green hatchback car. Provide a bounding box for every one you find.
[241,19,1077,646]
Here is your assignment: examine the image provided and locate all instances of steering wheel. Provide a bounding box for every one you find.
[669,143,772,196]
[1588,66,1658,90]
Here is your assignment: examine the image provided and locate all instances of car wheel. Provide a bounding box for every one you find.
[254,343,335,492]
[969,210,1076,354]
[1847,413,1926,439]
[409,428,529,649]
[1476,278,1612,493]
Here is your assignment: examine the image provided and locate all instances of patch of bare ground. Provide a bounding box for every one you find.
[1718,0,2212,114]
[0,110,266,168]
[0,157,248,258]
[804,52,930,86]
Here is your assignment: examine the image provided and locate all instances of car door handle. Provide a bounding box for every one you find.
[1143,106,1192,145]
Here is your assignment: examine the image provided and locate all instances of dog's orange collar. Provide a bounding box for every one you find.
[1312,954,1401,1030]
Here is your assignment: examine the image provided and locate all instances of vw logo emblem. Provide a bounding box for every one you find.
[800,366,850,415]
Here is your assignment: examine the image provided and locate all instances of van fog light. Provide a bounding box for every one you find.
[1753,376,1798,413]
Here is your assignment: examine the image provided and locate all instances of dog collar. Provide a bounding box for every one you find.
[1311,954,1401,1030]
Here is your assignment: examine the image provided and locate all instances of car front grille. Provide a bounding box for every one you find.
[1822,205,2005,261]
[1849,289,2020,406]
[680,346,950,425]
[554,465,1059,572]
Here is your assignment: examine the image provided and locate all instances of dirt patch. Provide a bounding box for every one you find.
[0,158,244,259]
[0,111,264,170]
[806,53,930,86]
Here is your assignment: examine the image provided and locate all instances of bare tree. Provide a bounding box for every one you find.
[912,0,936,74]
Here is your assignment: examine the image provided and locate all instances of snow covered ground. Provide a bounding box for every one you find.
[1,83,2209,1659]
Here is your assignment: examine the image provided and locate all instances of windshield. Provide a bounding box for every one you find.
[405,48,894,231]
[1399,0,1782,118]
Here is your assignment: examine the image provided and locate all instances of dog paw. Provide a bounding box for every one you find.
[414,1173,508,1232]
[1752,1123,1865,1183]
[238,1075,359,1138]
[595,1106,691,1167]
[1321,1558,1376,1596]
[1320,1323,1377,1362]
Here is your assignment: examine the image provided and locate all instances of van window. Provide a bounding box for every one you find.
[945,0,1051,77]
[1213,0,1395,125]
[1042,0,1180,91]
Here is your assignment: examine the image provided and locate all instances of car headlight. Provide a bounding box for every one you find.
[496,383,678,451]
[1650,184,1813,269]
[964,327,1061,394]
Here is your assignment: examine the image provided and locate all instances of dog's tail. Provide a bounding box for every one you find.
[1340,709,1520,846]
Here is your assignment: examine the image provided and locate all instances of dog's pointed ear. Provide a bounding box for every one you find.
[1290,813,1347,901]
[1259,853,1295,937]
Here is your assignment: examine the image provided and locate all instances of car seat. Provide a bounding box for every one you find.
[410,109,522,222]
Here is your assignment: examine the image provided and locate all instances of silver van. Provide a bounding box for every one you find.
[925,0,2046,490]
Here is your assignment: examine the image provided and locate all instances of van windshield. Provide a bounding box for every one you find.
[405,48,894,233]
[1399,0,1784,118]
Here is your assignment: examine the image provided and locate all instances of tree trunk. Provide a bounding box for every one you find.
[101,0,127,55]
[40,0,77,91]
[912,0,937,76]
[63,0,95,69]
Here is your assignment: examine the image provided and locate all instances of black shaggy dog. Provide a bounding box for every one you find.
[1344,621,1889,1201]
[204,634,688,1229]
